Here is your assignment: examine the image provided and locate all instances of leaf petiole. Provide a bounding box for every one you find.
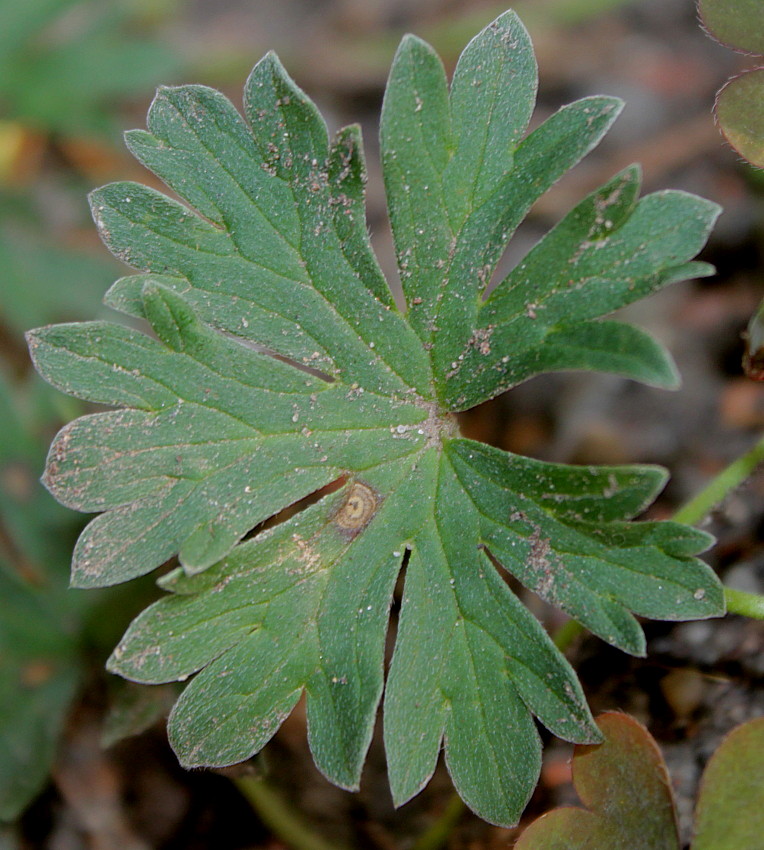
[233,775,349,850]
[724,587,764,620]
[410,794,467,850]
[671,432,764,527]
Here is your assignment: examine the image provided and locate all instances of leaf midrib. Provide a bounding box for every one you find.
[42,336,425,437]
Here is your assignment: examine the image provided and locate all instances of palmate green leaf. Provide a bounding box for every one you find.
[28,10,725,826]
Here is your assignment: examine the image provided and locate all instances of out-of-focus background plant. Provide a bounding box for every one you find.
[0,0,185,832]
[1,1,763,848]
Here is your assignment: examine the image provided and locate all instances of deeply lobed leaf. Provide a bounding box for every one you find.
[28,10,724,826]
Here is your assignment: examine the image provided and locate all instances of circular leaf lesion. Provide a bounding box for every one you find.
[333,481,380,537]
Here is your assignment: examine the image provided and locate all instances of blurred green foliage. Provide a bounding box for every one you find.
[0,373,83,821]
[0,0,181,136]
[0,0,184,824]
[0,207,119,335]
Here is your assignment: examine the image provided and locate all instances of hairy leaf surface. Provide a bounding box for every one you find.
[28,10,724,826]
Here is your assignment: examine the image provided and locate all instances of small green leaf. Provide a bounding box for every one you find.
[715,69,764,169]
[743,294,764,379]
[29,10,724,826]
[515,712,681,850]
[693,717,764,850]
[699,0,764,54]
[517,713,764,850]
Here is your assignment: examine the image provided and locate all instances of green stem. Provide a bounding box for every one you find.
[725,587,764,619]
[672,432,764,527]
[410,794,467,850]
[233,775,349,850]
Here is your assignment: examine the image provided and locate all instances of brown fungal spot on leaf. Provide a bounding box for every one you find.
[332,481,379,537]
[528,523,556,598]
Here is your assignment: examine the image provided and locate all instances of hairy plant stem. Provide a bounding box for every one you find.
[233,776,349,850]
[671,432,764,526]
[724,587,764,619]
